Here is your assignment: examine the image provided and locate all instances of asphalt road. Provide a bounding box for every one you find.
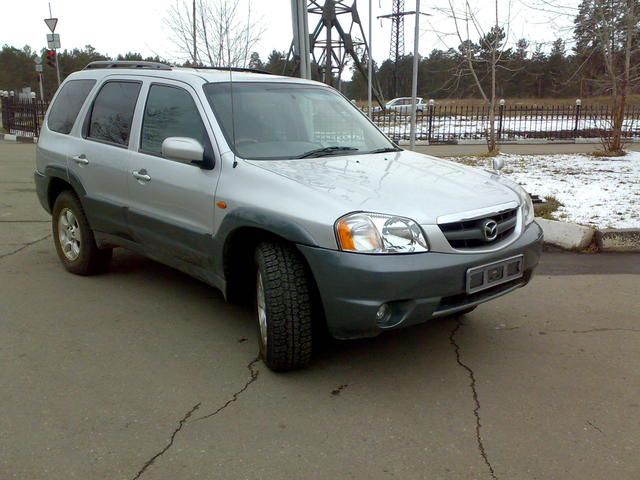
[1,142,639,479]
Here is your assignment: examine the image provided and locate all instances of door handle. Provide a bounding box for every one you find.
[132,170,151,182]
[72,154,89,165]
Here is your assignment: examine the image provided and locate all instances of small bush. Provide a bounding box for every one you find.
[534,195,563,220]
[592,149,627,157]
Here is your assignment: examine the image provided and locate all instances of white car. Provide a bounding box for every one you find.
[374,97,426,114]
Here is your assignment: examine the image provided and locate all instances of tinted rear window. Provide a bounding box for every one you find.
[87,81,141,146]
[47,79,96,134]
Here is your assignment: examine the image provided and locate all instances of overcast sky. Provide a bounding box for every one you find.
[1,0,579,63]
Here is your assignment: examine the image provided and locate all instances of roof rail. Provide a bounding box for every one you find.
[84,61,172,71]
[188,66,273,75]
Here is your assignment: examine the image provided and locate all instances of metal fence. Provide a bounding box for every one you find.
[364,102,640,144]
[0,95,48,137]
[2,93,640,144]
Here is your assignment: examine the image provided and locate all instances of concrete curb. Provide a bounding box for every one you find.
[536,218,595,250]
[596,229,640,252]
[537,218,640,252]
[0,133,38,144]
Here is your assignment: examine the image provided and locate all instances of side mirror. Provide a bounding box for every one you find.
[492,157,505,172]
[161,137,205,166]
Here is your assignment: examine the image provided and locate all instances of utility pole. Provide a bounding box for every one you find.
[378,0,405,98]
[34,57,44,100]
[297,1,384,106]
[367,0,373,117]
[290,0,311,79]
[409,0,420,150]
[378,1,428,100]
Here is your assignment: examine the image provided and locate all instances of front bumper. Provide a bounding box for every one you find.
[298,221,543,339]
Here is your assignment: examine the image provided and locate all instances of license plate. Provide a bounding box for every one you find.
[466,255,524,294]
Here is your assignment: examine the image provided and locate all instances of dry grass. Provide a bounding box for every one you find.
[534,195,564,220]
[592,149,627,157]
[476,148,500,158]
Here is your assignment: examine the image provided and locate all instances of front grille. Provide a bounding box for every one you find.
[438,207,518,249]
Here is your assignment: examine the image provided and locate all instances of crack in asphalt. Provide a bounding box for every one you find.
[449,320,498,480]
[0,234,51,261]
[586,420,604,434]
[197,356,261,420]
[130,403,201,480]
[0,219,49,223]
[130,356,261,479]
[546,328,640,334]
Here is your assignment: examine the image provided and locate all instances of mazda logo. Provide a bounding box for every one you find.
[482,219,499,241]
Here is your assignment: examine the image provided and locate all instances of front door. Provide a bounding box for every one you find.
[127,81,219,267]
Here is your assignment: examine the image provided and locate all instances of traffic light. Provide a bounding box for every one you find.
[46,50,56,68]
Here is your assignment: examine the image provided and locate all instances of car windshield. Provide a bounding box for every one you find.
[203,82,397,160]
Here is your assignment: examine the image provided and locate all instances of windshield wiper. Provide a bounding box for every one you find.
[368,147,402,154]
[296,146,359,159]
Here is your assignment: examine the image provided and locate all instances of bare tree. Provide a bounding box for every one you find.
[165,0,199,64]
[530,0,639,154]
[588,0,639,154]
[165,0,264,68]
[447,0,513,153]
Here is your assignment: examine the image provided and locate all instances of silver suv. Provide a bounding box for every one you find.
[35,61,543,371]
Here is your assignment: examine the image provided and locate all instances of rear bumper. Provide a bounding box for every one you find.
[34,170,50,213]
[299,221,543,339]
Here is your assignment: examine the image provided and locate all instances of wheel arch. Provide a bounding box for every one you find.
[219,219,324,323]
[221,225,307,302]
[44,166,87,211]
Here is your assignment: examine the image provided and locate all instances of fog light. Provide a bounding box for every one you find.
[376,303,391,325]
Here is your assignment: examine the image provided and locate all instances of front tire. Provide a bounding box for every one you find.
[52,191,112,275]
[255,242,313,372]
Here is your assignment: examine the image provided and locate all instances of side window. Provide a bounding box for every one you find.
[87,81,141,146]
[47,79,96,134]
[140,84,206,156]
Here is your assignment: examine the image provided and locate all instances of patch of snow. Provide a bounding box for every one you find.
[447,152,640,229]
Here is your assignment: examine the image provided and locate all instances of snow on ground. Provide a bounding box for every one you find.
[447,151,640,229]
[375,115,639,141]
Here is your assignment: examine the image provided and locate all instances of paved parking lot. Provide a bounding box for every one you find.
[1,141,639,479]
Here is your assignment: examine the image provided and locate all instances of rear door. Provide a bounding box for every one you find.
[38,79,97,178]
[67,78,142,238]
[126,80,220,266]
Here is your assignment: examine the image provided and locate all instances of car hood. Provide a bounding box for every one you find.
[245,150,520,225]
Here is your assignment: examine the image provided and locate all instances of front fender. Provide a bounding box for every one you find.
[216,207,319,247]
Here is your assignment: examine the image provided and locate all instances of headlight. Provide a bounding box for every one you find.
[518,186,535,225]
[496,175,535,226]
[335,212,429,253]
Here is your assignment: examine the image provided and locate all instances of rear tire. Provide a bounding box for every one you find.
[52,191,112,275]
[254,241,313,372]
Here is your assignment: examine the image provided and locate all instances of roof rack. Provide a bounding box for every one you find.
[84,61,172,71]
[188,66,273,75]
